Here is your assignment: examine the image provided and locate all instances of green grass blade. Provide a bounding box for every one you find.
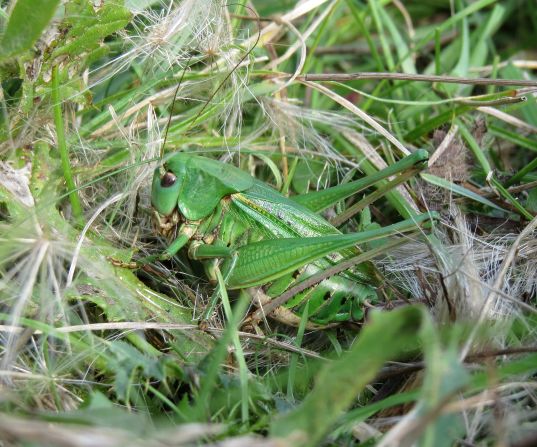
[344,0,385,71]
[488,176,534,220]
[191,292,251,422]
[489,124,537,154]
[270,306,426,446]
[505,156,537,187]
[51,66,84,225]
[217,266,250,424]
[420,173,507,212]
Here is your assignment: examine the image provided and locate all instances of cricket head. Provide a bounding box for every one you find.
[151,162,182,237]
[152,165,182,216]
[151,153,254,228]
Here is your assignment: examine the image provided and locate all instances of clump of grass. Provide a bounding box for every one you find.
[1,1,536,446]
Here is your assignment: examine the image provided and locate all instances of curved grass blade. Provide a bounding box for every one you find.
[420,173,507,213]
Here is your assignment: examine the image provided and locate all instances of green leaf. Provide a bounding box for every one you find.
[270,306,426,446]
[405,105,472,142]
[500,64,537,127]
[377,1,416,74]
[52,1,131,60]
[0,0,61,60]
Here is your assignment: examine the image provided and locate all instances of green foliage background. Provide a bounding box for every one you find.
[0,0,536,446]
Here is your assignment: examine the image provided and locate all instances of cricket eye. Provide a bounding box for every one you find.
[160,171,177,188]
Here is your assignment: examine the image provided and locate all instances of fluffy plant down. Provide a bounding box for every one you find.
[0,1,536,446]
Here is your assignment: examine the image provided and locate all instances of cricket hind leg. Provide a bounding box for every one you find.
[285,274,377,325]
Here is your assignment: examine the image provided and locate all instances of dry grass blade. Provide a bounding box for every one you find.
[301,80,411,155]
[0,413,223,447]
[299,72,537,87]
[460,215,537,360]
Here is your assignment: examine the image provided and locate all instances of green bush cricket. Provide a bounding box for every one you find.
[122,44,436,328]
[149,149,434,328]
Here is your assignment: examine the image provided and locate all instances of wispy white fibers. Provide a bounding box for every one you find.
[123,104,162,236]
[1,239,49,371]
[378,211,537,332]
[91,1,250,140]
[94,0,223,81]
[262,98,373,167]
[66,193,125,288]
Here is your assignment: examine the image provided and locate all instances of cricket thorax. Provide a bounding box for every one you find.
[153,203,224,248]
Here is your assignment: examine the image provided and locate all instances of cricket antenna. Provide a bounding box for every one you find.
[185,3,261,131]
[160,54,193,159]
[159,4,261,160]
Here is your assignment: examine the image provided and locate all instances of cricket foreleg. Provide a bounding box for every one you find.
[109,222,199,269]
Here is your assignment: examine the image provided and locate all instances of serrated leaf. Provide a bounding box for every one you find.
[0,0,61,60]
[52,2,131,60]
